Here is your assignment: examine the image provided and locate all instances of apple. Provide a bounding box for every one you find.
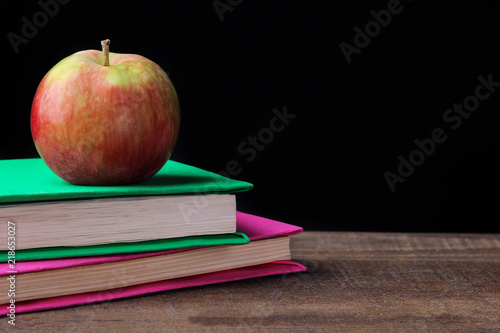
[31,39,180,185]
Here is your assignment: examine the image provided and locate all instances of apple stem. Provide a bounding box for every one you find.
[101,39,111,66]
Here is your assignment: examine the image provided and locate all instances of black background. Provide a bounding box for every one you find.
[1,0,499,232]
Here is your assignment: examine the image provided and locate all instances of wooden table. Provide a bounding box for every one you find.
[3,231,500,332]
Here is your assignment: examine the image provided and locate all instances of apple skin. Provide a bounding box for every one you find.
[31,49,180,185]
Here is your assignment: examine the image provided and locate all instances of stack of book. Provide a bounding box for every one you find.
[0,158,305,315]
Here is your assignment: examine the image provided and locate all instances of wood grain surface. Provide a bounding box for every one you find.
[3,231,500,332]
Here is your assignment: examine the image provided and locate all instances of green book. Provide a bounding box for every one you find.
[0,158,253,251]
[0,158,252,203]
[0,232,249,262]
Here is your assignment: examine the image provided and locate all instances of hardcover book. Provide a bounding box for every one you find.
[0,158,253,249]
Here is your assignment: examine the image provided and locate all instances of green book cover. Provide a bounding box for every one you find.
[0,232,249,262]
[0,158,253,203]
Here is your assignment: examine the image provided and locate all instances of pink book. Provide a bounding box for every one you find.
[1,212,305,315]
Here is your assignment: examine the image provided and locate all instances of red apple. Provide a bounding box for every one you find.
[31,39,180,185]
